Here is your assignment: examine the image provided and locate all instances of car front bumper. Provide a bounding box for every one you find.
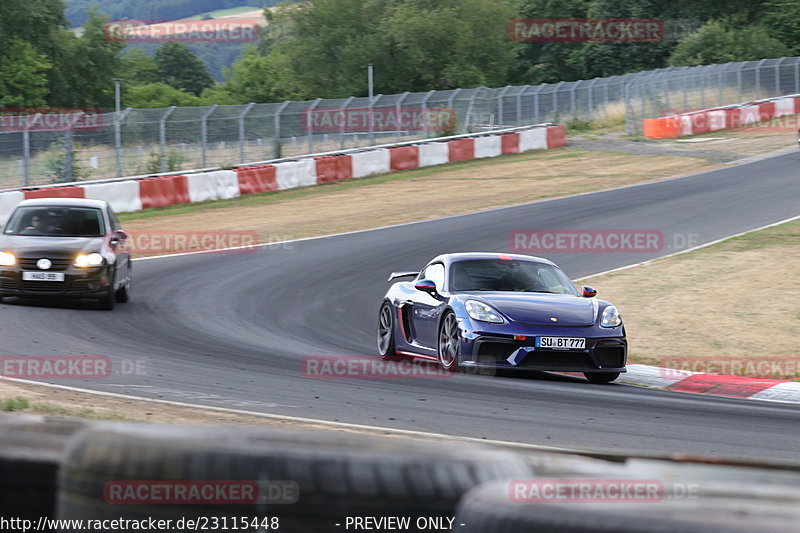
[0,265,113,299]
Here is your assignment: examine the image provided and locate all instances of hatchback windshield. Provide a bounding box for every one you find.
[3,206,105,237]
[450,259,580,295]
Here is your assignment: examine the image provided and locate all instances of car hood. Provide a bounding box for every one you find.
[0,235,104,258]
[467,292,597,326]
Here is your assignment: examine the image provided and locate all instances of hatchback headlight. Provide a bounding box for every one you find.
[0,251,15,267]
[465,300,504,323]
[601,305,622,327]
[75,253,104,267]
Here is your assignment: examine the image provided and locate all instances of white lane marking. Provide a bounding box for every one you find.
[1,375,589,454]
[132,151,800,262]
[101,384,296,409]
[575,214,800,281]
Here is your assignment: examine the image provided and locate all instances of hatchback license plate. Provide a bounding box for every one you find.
[22,271,65,282]
[536,337,585,350]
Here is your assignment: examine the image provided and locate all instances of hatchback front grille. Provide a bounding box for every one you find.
[18,257,72,271]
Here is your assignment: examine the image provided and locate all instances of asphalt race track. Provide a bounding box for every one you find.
[3,151,800,462]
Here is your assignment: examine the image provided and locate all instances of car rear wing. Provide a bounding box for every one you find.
[387,271,419,282]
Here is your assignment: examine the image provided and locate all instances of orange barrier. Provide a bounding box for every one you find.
[315,157,339,184]
[336,155,353,180]
[236,165,277,195]
[24,186,85,199]
[448,139,474,162]
[138,175,190,209]
[389,146,419,171]
[501,133,520,154]
[643,118,680,139]
[546,125,567,147]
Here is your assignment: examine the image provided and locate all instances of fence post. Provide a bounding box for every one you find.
[64,125,74,183]
[587,79,599,121]
[552,82,564,122]
[446,89,462,133]
[306,98,322,153]
[239,102,254,164]
[421,90,435,138]
[22,128,31,187]
[200,105,217,168]
[737,65,743,102]
[497,85,511,128]
[396,91,409,142]
[462,89,480,133]
[114,109,122,177]
[775,57,785,96]
[795,58,800,94]
[339,96,354,149]
[533,84,544,123]
[755,59,767,99]
[516,85,529,125]
[159,106,176,173]
[273,101,290,158]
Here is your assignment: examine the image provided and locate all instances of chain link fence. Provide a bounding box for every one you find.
[1,56,798,189]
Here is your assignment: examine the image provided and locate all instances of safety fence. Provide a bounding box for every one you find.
[0,124,566,223]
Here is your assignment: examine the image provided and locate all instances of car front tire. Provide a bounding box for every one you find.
[437,311,460,372]
[377,302,398,359]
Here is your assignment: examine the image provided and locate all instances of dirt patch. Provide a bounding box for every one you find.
[122,149,717,255]
[583,219,800,379]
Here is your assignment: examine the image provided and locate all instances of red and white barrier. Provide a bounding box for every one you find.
[83,181,143,213]
[186,170,240,203]
[474,136,502,158]
[351,149,391,178]
[276,160,317,190]
[418,143,449,167]
[0,124,567,221]
[0,191,24,224]
[644,94,800,139]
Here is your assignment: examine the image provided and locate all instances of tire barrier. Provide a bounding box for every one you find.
[0,414,91,522]
[0,124,567,221]
[454,478,800,533]
[643,94,800,139]
[55,424,531,533]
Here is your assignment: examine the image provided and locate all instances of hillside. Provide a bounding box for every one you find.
[64,0,276,27]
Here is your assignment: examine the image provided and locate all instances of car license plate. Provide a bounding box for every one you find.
[536,337,585,350]
[22,271,65,282]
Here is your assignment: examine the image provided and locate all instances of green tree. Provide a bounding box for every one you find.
[155,43,215,96]
[244,0,517,100]
[669,21,791,66]
[0,39,52,107]
[761,0,800,54]
[119,49,162,86]
[125,82,203,108]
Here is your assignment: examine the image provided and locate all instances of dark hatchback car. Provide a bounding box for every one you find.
[0,198,131,310]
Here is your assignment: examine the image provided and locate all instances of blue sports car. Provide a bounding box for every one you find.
[377,253,627,383]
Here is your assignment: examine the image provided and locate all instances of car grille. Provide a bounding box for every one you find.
[595,344,626,368]
[18,257,72,271]
[20,281,65,292]
[521,351,595,368]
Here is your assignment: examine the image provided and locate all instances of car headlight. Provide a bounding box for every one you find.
[74,253,104,267]
[601,305,622,327]
[465,300,504,324]
[0,251,15,267]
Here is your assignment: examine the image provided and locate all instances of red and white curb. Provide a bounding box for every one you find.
[618,364,800,404]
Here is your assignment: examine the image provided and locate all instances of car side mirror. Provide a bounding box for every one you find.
[110,230,128,246]
[582,285,597,298]
[414,279,438,296]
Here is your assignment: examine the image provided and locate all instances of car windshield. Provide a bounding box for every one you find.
[3,206,105,237]
[450,259,580,295]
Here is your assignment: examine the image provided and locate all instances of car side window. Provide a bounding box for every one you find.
[107,206,121,231]
[421,263,445,290]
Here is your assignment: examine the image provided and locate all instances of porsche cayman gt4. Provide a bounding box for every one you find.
[377,253,627,383]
